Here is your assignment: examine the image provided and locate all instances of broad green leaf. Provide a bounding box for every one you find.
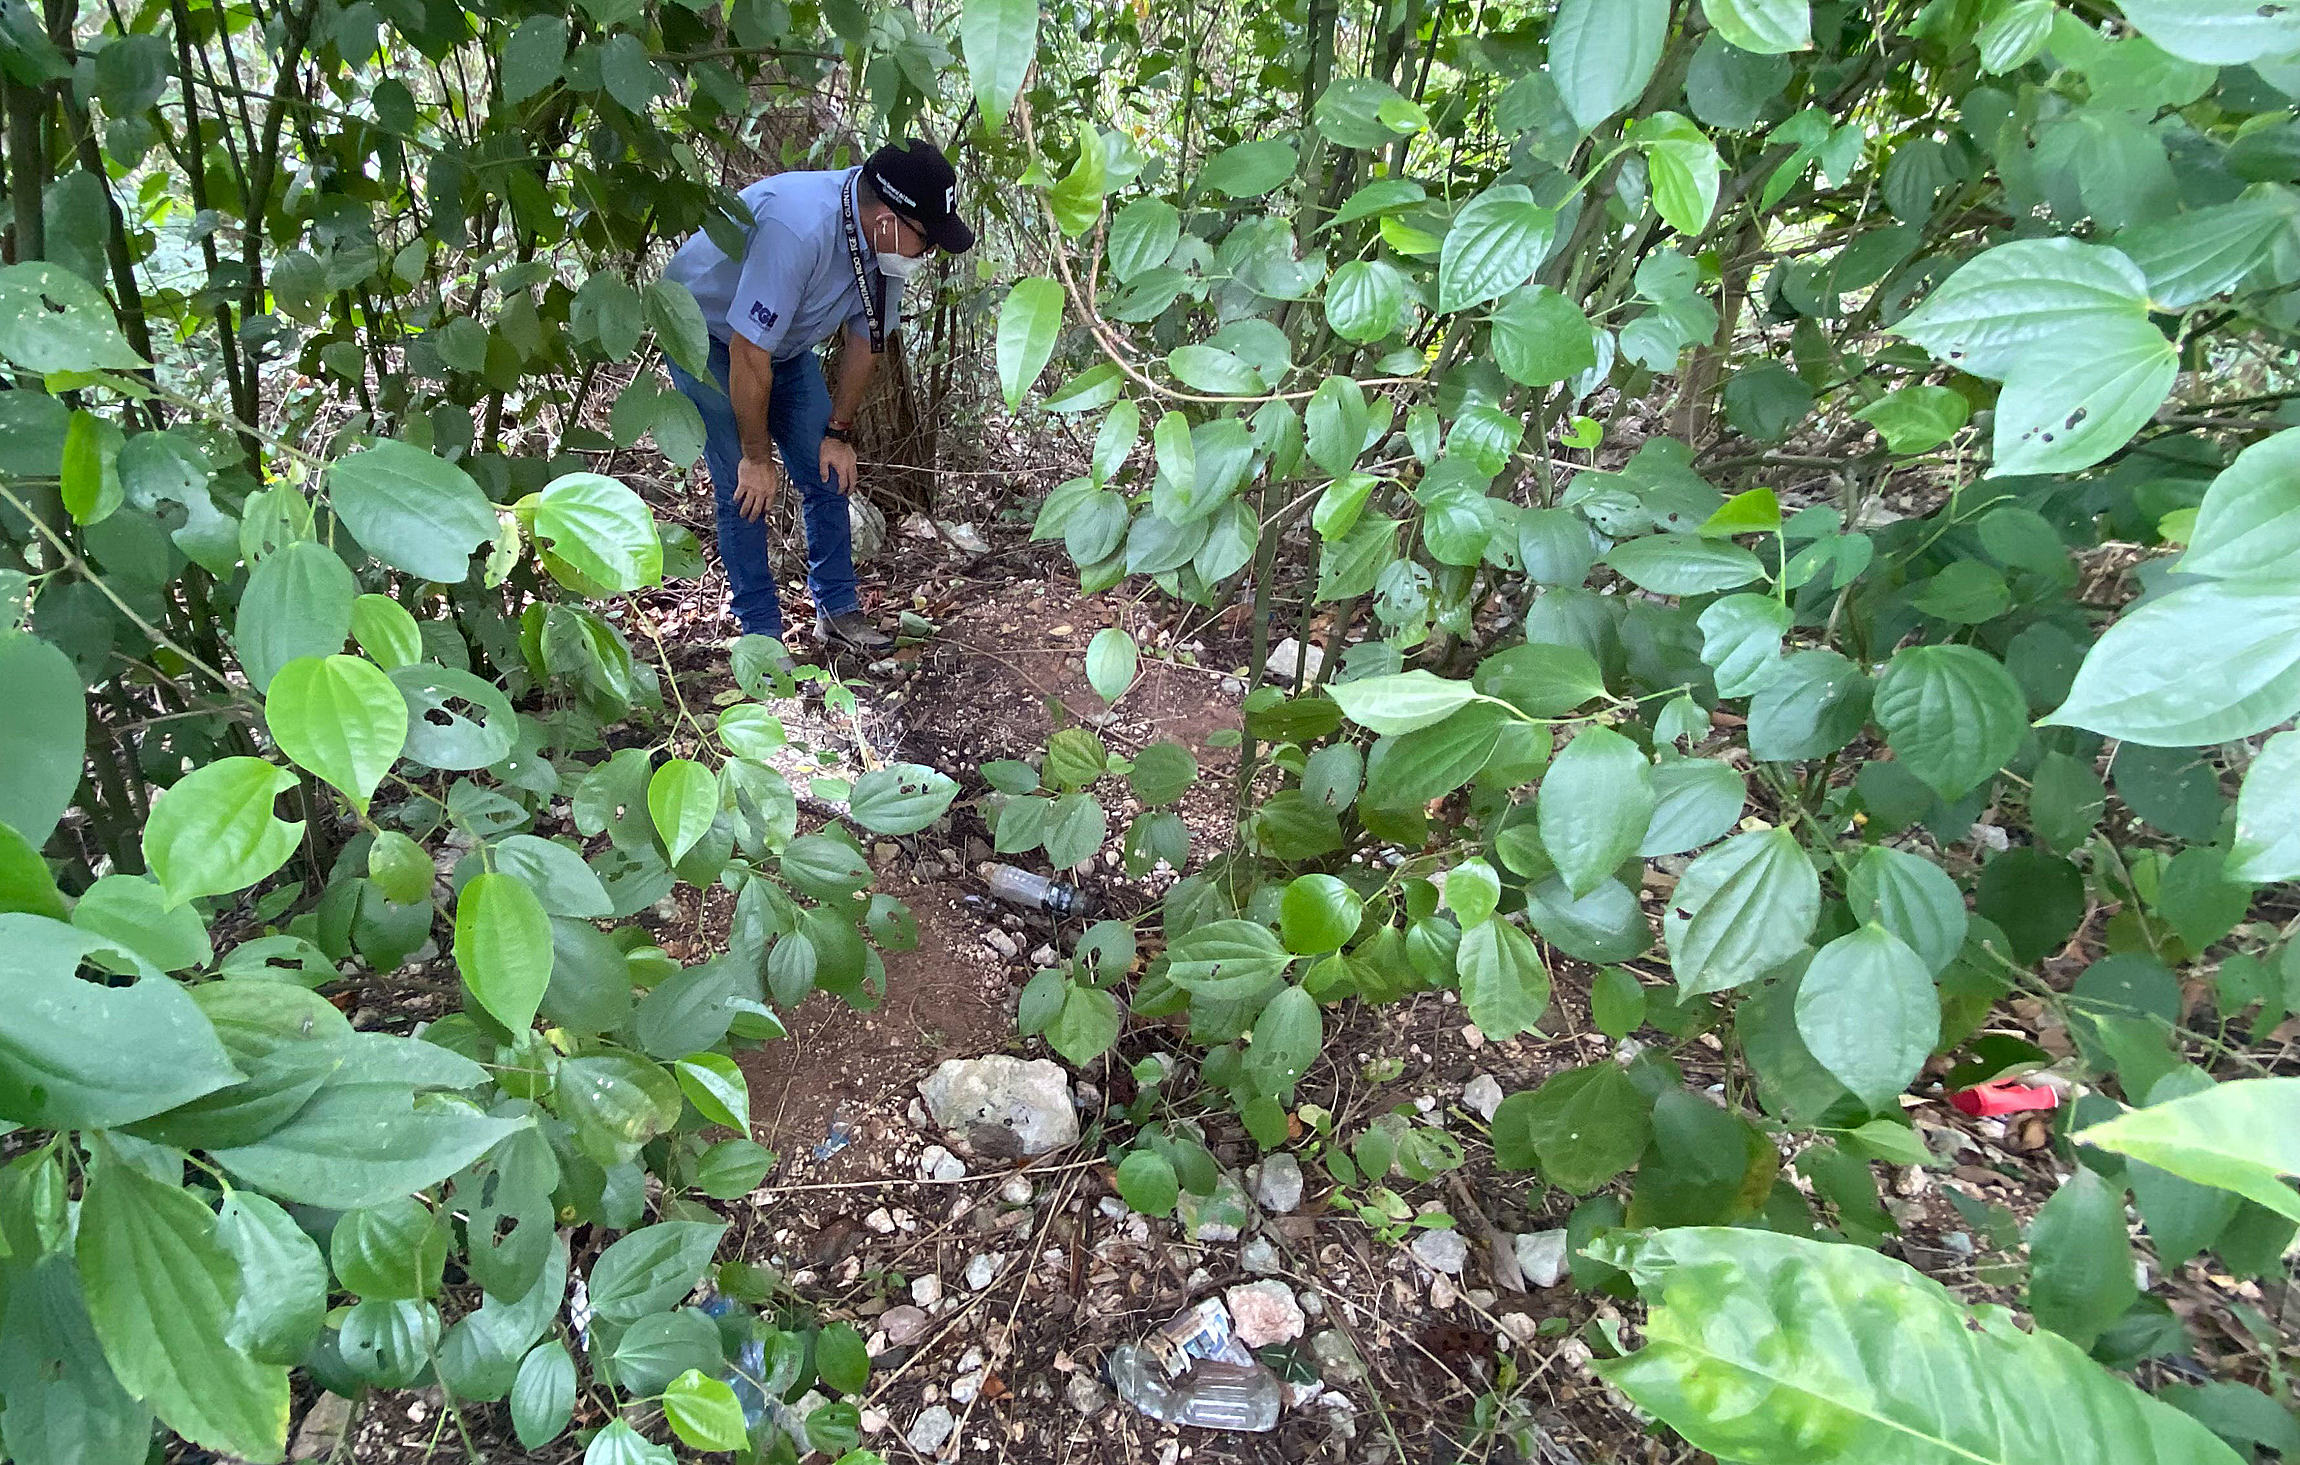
[1872,645,2027,800]
[512,1341,576,1449]
[79,1147,289,1461]
[1046,981,1121,1065]
[0,261,145,371]
[1852,384,1970,454]
[1165,919,1293,1000]
[849,762,958,835]
[1129,742,1198,805]
[1749,649,1871,762]
[2074,1078,2300,1223]
[1537,726,1653,898]
[62,408,119,525]
[1492,286,1598,387]
[2182,426,2300,579]
[1633,761,1741,860]
[1087,627,1137,701]
[2118,197,2291,310]
[647,759,718,864]
[1977,0,2054,72]
[393,665,519,770]
[534,472,661,592]
[1549,0,1669,131]
[959,0,1036,128]
[2116,0,2300,63]
[0,1254,153,1462]
[1794,925,1938,1112]
[1702,0,1810,53]
[351,593,423,669]
[997,277,1064,411]
[144,757,304,908]
[1116,1150,1179,1216]
[1474,642,1608,715]
[664,1370,747,1450]
[71,872,210,972]
[1281,873,1364,954]
[237,539,356,692]
[585,1418,675,1465]
[1666,827,1819,995]
[1194,139,1298,198]
[1437,185,1556,313]
[1306,376,1368,477]
[1108,199,1180,283]
[1893,238,2150,378]
[1594,1228,2243,1465]
[1363,705,1508,807]
[455,872,554,1032]
[641,279,711,382]
[1325,259,1409,341]
[2044,579,2300,745]
[1493,1062,1651,1190]
[1314,75,1413,148]
[493,834,612,918]
[1329,670,1482,735]
[1444,858,1502,927]
[588,1220,727,1324]
[1989,315,2176,477]
[1605,536,1764,594]
[1974,848,2086,965]
[500,14,567,103]
[2027,1169,2138,1349]
[1043,793,1108,869]
[1167,343,1261,393]
[1243,984,1321,1097]
[1696,593,1790,697]
[0,816,69,918]
[330,1196,446,1300]
[216,1193,326,1366]
[1456,917,1550,1041]
[0,913,240,1127]
[1629,112,1724,234]
[2229,731,2300,882]
[556,1052,683,1167]
[674,1053,751,1131]
[0,631,84,845]
[265,654,408,813]
[1846,845,1967,974]
[328,439,497,583]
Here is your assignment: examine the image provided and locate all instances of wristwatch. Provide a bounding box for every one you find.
[824,420,854,444]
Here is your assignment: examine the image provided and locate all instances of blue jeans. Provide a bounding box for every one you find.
[665,336,857,640]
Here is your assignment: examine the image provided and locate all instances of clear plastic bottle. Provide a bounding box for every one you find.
[1107,1344,1281,1432]
[981,862,1090,917]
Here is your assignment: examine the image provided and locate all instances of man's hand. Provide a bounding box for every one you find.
[819,436,858,497]
[734,456,779,521]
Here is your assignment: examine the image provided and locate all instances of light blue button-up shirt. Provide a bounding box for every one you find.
[663,168,887,362]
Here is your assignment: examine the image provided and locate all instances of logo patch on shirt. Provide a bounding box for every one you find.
[749,301,779,329]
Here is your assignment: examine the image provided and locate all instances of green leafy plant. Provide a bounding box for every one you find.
[963,0,2300,1455]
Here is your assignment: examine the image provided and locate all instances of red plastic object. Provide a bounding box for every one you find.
[1949,1079,2060,1117]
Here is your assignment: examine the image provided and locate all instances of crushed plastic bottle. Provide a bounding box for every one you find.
[980,862,1092,917]
[1108,1344,1281,1432]
[812,1101,860,1161]
[698,1292,769,1429]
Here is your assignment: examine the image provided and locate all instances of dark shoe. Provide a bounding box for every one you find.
[815,610,892,652]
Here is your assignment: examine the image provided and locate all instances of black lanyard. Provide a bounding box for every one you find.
[841,170,888,355]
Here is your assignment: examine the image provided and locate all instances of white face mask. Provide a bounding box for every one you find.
[873,214,929,282]
[877,248,928,282]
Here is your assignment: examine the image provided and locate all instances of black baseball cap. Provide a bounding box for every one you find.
[862,139,977,254]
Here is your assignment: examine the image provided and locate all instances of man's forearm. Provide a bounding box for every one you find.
[831,325,879,424]
[729,338,776,462]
